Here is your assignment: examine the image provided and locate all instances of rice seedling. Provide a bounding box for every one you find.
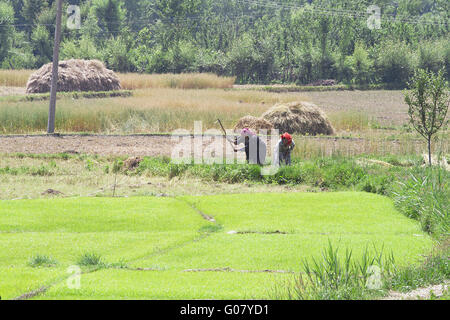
[28,254,58,268]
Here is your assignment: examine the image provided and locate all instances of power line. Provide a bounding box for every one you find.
[0,1,448,28]
[239,0,448,26]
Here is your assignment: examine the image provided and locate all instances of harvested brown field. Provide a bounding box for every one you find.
[304,90,410,126]
[262,101,335,136]
[26,59,121,93]
[0,134,443,159]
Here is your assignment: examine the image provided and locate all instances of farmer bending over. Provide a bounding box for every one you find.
[274,133,295,166]
[234,128,267,166]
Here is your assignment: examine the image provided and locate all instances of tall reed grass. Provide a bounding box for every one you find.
[272,241,395,300]
[0,70,236,90]
[0,70,32,87]
[392,166,449,237]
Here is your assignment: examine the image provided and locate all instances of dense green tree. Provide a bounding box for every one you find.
[0,1,15,62]
[102,36,134,72]
[61,36,101,61]
[405,69,449,165]
[349,44,374,85]
[22,0,47,29]
[31,25,53,66]
[0,0,448,84]
[90,0,126,39]
[418,41,446,74]
[375,40,417,87]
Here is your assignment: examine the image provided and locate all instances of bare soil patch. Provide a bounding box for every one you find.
[304,90,409,125]
[0,134,436,157]
[41,189,63,196]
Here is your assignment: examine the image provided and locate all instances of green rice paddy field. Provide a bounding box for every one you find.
[0,192,433,300]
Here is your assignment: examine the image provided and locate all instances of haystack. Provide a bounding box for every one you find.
[26,59,121,94]
[234,115,274,133]
[262,101,335,135]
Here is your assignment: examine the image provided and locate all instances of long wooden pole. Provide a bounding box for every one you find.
[217,119,236,149]
[47,0,63,134]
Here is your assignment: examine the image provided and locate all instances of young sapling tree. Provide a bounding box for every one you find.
[404,69,449,166]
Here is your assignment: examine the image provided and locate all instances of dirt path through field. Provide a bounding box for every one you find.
[0,134,240,158]
[0,134,433,157]
[0,86,26,96]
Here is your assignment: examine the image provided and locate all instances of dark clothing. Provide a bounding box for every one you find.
[235,135,267,165]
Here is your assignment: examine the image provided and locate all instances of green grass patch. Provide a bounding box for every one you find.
[0,192,434,300]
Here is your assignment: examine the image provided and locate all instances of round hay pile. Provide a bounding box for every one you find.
[234,115,274,133]
[262,101,335,135]
[26,59,122,94]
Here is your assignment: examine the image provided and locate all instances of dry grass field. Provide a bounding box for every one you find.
[0,70,32,87]
[0,70,235,90]
[119,72,236,90]
[0,71,448,157]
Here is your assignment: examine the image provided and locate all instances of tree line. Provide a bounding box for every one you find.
[0,0,449,86]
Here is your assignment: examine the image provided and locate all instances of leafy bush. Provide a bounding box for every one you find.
[142,45,171,74]
[271,165,305,185]
[348,43,374,85]
[318,159,366,189]
[417,41,446,74]
[166,41,199,74]
[444,41,450,80]
[102,36,134,72]
[61,36,102,61]
[30,25,53,67]
[359,174,393,195]
[137,156,394,191]
[195,48,228,75]
[375,41,416,87]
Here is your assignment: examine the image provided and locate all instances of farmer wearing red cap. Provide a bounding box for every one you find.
[274,133,295,166]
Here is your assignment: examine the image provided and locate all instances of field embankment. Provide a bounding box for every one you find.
[0,134,445,159]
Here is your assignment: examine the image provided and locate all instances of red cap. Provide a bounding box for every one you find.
[281,133,292,145]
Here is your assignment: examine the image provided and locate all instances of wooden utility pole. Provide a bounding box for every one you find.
[47,0,63,134]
